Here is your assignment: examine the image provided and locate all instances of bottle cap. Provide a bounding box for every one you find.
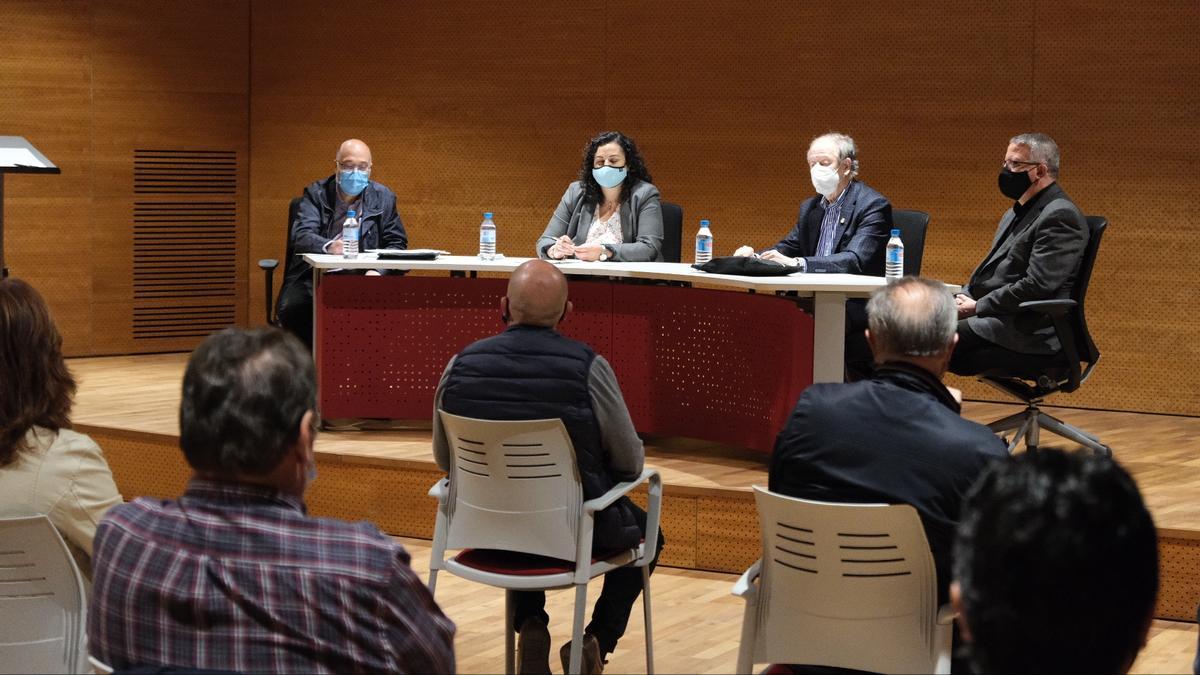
[700,219,711,226]
[484,212,494,219]
[890,228,900,237]
[347,210,356,217]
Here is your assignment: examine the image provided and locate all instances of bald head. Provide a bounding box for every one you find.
[336,139,372,165]
[505,260,569,328]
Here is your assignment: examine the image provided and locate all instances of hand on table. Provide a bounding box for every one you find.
[733,245,756,257]
[572,241,606,262]
[548,235,574,260]
[757,249,793,264]
[326,238,344,256]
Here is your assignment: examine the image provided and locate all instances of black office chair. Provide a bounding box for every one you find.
[891,209,929,276]
[660,201,683,262]
[257,196,303,326]
[978,215,1110,456]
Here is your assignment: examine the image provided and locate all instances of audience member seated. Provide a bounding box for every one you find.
[733,132,894,378]
[950,132,1089,375]
[537,130,664,262]
[433,259,664,674]
[952,449,1158,674]
[88,327,454,673]
[769,276,1008,601]
[276,138,408,348]
[0,277,122,579]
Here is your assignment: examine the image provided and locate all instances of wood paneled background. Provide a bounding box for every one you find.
[2,0,1196,416]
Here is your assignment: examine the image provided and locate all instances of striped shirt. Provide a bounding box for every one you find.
[88,479,455,674]
[815,185,851,257]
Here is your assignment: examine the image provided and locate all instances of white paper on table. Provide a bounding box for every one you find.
[0,148,43,168]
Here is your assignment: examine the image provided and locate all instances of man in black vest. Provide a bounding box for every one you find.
[770,277,1008,602]
[432,260,663,675]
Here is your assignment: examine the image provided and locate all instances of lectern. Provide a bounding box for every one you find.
[0,136,61,277]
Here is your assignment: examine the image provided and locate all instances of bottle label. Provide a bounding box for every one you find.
[887,247,902,263]
[481,229,496,244]
[343,226,359,242]
[697,238,711,253]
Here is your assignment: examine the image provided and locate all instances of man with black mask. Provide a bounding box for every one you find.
[276,138,408,348]
[949,133,1089,375]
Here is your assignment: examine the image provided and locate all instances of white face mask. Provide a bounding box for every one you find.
[810,163,842,197]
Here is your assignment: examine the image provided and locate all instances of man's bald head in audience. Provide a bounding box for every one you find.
[503,260,571,328]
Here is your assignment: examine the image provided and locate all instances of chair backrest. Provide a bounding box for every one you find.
[891,209,930,276]
[660,201,683,263]
[1071,216,1106,367]
[0,514,87,674]
[438,412,583,562]
[749,487,941,674]
[279,196,304,283]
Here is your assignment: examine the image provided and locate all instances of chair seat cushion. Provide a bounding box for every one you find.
[453,545,638,576]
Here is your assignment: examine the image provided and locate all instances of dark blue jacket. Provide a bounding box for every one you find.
[277,175,408,312]
[772,179,892,275]
[769,362,1008,599]
[440,325,642,551]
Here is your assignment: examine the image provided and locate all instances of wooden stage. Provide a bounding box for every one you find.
[71,353,1200,623]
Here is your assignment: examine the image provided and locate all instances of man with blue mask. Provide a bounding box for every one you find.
[276,138,408,348]
[949,133,1089,375]
[733,132,894,379]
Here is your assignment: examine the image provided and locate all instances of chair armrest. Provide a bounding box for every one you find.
[732,559,762,599]
[258,258,279,271]
[428,477,449,502]
[583,468,656,514]
[936,603,957,625]
[1017,298,1076,316]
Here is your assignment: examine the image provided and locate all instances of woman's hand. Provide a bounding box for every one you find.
[733,245,755,257]
[549,235,574,260]
[572,241,606,261]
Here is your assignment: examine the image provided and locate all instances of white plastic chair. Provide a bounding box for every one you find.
[0,513,88,674]
[428,411,662,675]
[732,486,955,674]
[87,655,113,674]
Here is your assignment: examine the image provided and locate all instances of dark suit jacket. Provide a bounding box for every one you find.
[771,179,892,274]
[536,180,664,262]
[769,362,1008,600]
[277,175,408,314]
[963,182,1088,354]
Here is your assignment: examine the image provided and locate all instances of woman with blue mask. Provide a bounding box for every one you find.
[537,131,664,262]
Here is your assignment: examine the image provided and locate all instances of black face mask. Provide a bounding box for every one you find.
[998,167,1034,200]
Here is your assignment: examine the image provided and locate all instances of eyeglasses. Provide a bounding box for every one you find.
[1001,159,1042,171]
[337,161,372,172]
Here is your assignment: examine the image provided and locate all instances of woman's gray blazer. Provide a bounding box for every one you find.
[536,180,664,262]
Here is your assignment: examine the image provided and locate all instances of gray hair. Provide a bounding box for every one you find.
[866,277,957,358]
[1010,132,1061,177]
[812,132,859,176]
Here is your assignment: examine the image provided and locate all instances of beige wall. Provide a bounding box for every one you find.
[2,1,1196,415]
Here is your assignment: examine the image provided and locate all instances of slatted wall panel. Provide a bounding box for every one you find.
[132,150,238,340]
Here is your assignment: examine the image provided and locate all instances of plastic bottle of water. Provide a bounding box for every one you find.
[479,211,496,260]
[885,228,904,280]
[342,210,360,259]
[694,219,713,264]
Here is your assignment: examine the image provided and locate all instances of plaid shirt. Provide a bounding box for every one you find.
[88,479,455,673]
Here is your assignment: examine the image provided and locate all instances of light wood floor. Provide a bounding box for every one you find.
[69,354,1200,530]
[394,535,1197,674]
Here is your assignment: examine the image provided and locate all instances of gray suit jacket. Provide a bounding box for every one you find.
[536,180,664,262]
[963,183,1089,354]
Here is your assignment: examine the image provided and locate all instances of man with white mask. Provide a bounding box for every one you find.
[734,132,892,274]
[735,132,894,377]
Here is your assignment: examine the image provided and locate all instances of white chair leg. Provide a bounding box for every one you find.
[641,565,654,674]
[735,599,757,674]
[932,621,953,674]
[427,568,439,594]
[569,582,588,674]
[505,590,515,675]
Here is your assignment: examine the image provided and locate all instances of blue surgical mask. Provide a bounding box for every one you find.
[338,169,369,196]
[592,166,627,189]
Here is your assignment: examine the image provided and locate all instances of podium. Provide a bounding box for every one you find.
[0,136,61,277]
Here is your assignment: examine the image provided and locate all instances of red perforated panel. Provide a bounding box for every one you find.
[316,275,813,453]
